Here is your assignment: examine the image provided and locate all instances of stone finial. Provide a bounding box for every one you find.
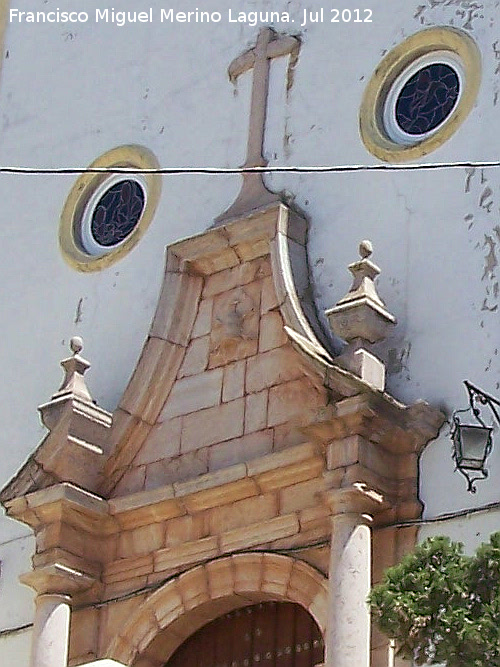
[359,239,372,259]
[52,337,92,402]
[325,242,396,390]
[33,337,112,489]
[325,241,395,345]
[70,336,83,355]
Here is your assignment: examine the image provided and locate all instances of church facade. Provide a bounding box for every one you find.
[0,1,499,666]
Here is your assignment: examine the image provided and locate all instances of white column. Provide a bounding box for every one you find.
[327,512,372,667]
[324,484,385,667]
[30,593,71,667]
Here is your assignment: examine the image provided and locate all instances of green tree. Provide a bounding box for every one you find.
[369,533,500,666]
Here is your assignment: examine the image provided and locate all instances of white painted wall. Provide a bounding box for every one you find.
[0,0,499,661]
[0,631,31,667]
[0,535,34,664]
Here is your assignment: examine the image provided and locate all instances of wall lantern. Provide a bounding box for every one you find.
[451,381,500,493]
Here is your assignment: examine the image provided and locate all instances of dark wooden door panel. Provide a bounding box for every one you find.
[253,602,277,664]
[166,601,324,667]
[275,602,294,667]
[294,604,313,667]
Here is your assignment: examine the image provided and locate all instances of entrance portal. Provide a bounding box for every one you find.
[166,601,324,666]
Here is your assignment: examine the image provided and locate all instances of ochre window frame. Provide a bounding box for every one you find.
[59,145,161,272]
[359,27,481,163]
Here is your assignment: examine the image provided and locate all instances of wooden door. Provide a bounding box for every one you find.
[166,601,324,666]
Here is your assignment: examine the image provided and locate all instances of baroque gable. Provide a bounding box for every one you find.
[0,202,444,667]
[105,204,332,498]
[0,22,448,666]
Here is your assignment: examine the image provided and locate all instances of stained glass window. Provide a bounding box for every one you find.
[90,179,145,247]
[395,63,460,136]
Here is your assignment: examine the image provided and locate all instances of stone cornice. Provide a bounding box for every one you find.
[20,562,95,596]
[323,483,389,518]
[3,482,113,533]
[5,441,324,533]
[1,394,112,504]
[303,385,445,457]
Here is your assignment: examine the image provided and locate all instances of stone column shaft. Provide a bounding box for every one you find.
[323,484,386,667]
[30,593,71,667]
[327,512,372,667]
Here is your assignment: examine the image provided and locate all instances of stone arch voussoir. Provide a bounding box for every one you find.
[106,552,328,666]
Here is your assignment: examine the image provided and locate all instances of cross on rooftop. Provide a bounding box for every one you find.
[215,27,300,223]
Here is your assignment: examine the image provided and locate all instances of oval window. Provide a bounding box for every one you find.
[359,28,481,162]
[80,177,147,256]
[383,53,463,146]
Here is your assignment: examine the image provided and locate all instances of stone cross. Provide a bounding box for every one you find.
[215,27,300,223]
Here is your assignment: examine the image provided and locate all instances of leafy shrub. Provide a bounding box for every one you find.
[369,533,500,666]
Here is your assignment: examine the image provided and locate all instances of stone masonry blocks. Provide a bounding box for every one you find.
[161,369,223,421]
[246,346,303,394]
[222,360,245,403]
[267,377,325,427]
[208,493,278,535]
[191,299,213,339]
[177,337,210,378]
[244,391,268,434]
[134,418,182,466]
[259,310,288,353]
[202,257,270,298]
[180,398,245,453]
[208,282,261,369]
[177,565,210,611]
[206,558,235,600]
[207,430,273,472]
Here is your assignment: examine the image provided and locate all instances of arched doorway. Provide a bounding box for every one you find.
[107,554,328,666]
[166,601,324,666]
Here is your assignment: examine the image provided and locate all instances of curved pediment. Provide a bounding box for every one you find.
[1,202,445,521]
[102,203,336,497]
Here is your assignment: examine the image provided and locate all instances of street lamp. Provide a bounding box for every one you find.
[451,381,500,493]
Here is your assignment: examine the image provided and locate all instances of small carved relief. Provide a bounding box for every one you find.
[209,285,260,367]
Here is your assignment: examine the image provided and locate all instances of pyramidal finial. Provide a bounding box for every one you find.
[324,242,397,390]
[52,336,92,402]
[325,240,395,345]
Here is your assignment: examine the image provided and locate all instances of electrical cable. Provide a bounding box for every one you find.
[0,159,494,175]
[384,498,500,529]
[0,623,32,639]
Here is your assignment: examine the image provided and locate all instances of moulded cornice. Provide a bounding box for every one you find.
[0,394,112,503]
[3,482,113,532]
[20,562,96,596]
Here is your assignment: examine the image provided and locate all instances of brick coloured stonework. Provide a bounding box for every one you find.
[1,203,444,667]
[104,204,331,498]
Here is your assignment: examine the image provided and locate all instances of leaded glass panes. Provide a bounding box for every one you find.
[90,179,146,247]
[360,29,480,161]
[395,63,460,136]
